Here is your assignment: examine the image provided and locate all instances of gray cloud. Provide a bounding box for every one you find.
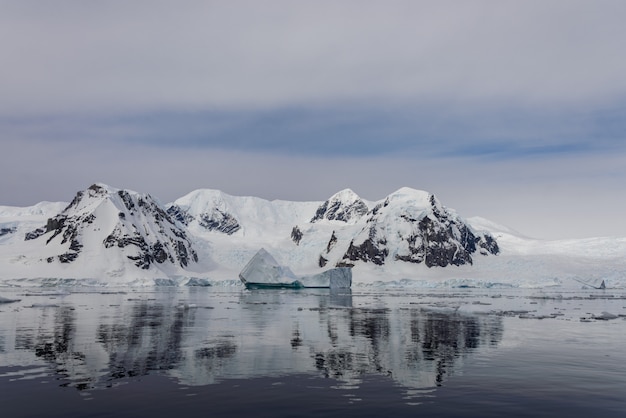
[2,1,626,240]
[2,1,626,115]
[4,101,625,159]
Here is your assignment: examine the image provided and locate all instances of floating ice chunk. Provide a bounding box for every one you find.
[239,248,300,288]
[299,267,352,289]
[593,312,618,320]
[0,295,21,303]
[185,277,212,287]
[239,248,351,289]
[572,277,607,289]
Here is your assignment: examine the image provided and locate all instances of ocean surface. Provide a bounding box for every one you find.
[1,285,625,417]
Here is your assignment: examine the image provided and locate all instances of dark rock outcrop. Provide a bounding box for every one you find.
[311,189,368,223]
[25,227,46,241]
[166,205,194,225]
[198,210,240,235]
[167,204,240,235]
[341,235,389,267]
[0,227,16,237]
[291,226,303,245]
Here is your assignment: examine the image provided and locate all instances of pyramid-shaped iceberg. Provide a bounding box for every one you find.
[239,248,352,289]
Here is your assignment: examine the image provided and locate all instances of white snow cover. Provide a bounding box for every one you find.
[1,184,625,289]
[0,201,67,244]
[0,201,67,218]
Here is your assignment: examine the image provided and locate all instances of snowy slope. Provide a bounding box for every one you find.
[456,216,626,289]
[166,188,321,274]
[0,201,67,244]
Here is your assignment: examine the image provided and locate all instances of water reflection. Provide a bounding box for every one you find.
[0,288,503,396]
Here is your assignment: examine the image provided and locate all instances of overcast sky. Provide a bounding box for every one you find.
[2,0,626,239]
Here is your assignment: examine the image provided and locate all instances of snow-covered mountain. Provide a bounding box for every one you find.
[163,187,499,275]
[331,188,499,268]
[0,184,204,285]
[0,184,498,285]
[2,183,625,288]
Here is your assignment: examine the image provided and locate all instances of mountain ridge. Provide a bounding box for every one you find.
[6,183,622,288]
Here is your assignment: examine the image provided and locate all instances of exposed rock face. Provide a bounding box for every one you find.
[342,233,388,266]
[167,205,240,235]
[198,209,240,234]
[1,227,16,237]
[311,189,368,223]
[165,205,194,226]
[291,226,303,245]
[476,234,499,256]
[326,231,338,252]
[24,227,46,241]
[318,230,341,267]
[337,188,499,268]
[24,184,198,269]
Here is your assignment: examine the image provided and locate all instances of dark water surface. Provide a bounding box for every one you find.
[1,286,625,417]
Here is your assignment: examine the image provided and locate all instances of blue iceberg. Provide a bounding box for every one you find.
[239,248,352,289]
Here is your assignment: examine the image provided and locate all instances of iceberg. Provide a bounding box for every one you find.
[299,267,353,289]
[0,295,21,303]
[239,248,352,289]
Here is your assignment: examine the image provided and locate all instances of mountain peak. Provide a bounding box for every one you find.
[329,188,361,201]
[22,183,198,273]
[174,189,230,207]
[311,189,368,223]
[386,187,432,205]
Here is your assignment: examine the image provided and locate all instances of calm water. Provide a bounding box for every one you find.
[1,286,625,417]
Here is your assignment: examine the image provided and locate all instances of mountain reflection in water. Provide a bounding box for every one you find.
[0,288,503,395]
